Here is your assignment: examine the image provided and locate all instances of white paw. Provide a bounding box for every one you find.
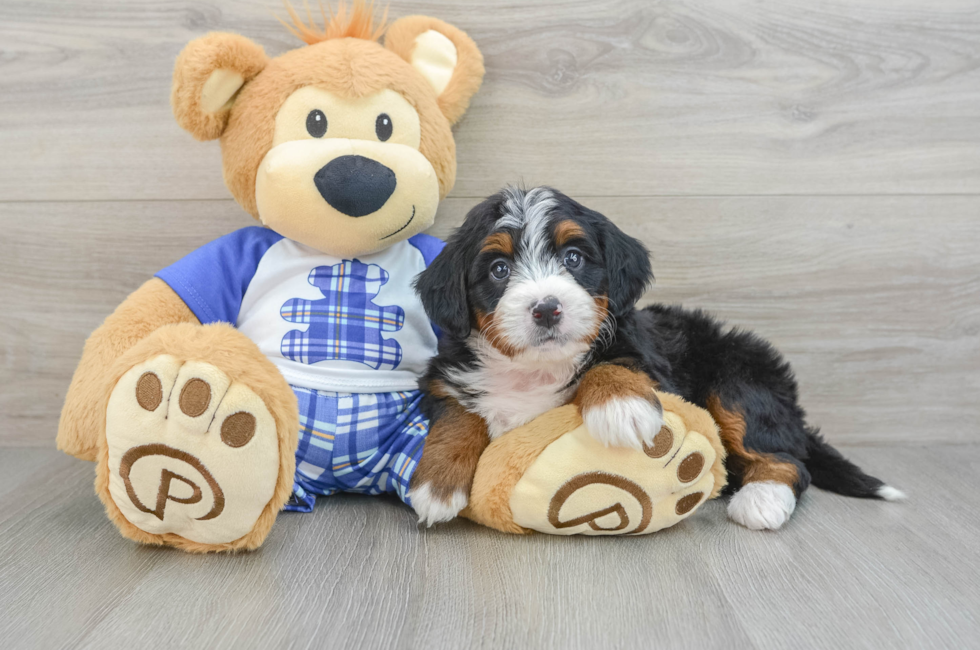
[727,481,797,530]
[583,397,664,451]
[409,484,468,527]
[105,355,280,545]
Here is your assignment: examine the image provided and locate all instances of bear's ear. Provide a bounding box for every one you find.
[172,32,269,141]
[385,17,485,125]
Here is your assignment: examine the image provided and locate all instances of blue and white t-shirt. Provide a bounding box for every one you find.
[157,227,444,394]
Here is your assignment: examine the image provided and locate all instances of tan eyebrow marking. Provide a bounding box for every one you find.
[554,220,586,246]
[481,231,514,256]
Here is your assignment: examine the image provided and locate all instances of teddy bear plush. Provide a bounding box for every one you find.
[56,2,725,552]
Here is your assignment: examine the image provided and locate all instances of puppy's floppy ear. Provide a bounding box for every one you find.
[172,33,269,141]
[601,218,653,317]
[385,16,485,125]
[414,234,472,340]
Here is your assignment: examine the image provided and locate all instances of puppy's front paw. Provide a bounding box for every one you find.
[583,396,664,451]
[409,483,468,527]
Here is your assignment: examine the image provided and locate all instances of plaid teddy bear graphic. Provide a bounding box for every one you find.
[280,260,405,370]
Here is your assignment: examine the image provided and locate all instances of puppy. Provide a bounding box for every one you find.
[409,186,904,528]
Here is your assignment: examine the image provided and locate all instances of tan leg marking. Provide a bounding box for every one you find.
[706,395,799,487]
[411,398,490,503]
[572,363,660,412]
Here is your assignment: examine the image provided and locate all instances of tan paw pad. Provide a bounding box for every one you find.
[643,425,674,459]
[675,492,703,515]
[677,452,705,483]
[136,372,163,411]
[221,412,257,448]
[178,378,212,417]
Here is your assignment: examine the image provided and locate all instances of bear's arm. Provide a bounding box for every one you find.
[57,278,199,460]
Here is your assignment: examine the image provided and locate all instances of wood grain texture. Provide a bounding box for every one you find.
[3,196,977,446]
[0,445,978,650]
[1,0,979,201]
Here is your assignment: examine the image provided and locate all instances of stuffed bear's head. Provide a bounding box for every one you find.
[171,2,484,257]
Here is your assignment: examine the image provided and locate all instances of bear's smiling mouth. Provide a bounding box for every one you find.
[379,205,416,240]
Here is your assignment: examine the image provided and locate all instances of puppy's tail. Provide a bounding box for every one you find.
[804,430,906,501]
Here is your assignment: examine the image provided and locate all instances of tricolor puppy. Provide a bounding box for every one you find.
[409,186,904,528]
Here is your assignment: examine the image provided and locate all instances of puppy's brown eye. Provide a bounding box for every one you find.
[307,110,327,138]
[563,248,583,270]
[376,113,392,141]
[490,260,510,281]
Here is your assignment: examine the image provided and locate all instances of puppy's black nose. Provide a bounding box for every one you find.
[314,155,397,217]
[531,296,563,328]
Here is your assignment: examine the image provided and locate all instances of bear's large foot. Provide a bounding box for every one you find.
[463,392,728,536]
[104,355,279,547]
[509,415,718,535]
[95,324,298,552]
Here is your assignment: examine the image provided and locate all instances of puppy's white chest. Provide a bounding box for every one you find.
[472,366,576,439]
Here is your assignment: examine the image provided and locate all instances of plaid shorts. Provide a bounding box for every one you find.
[284,386,429,512]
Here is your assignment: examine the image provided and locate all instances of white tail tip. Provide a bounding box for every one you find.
[877,485,907,501]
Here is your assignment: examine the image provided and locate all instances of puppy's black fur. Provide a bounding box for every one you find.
[612,305,886,498]
[416,187,890,506]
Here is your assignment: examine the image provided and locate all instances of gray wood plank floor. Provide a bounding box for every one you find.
[1,446,978,650]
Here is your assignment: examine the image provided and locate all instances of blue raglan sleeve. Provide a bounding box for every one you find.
[156,226,284,325]
[407,233,446,268]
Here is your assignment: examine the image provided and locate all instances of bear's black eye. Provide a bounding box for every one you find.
[306,110,327,138]
[563,248,583,270]
[375,113,392,142]
[490,259,510,281]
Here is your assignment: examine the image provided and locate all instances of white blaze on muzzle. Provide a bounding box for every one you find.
[493,272,599,353]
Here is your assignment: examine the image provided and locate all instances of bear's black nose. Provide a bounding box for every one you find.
[314,155,397,217]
